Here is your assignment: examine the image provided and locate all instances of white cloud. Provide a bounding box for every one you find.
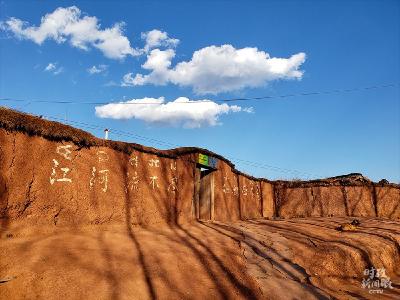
[123,45,306,94]
[95,96,252,128]
[141,29,179,53]
[45,63,56,71]
[121,48,175,86]
[87,64,108,74]
[1,6,139,59]
[44,62,63,75]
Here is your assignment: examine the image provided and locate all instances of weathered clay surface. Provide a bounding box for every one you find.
[238,175,262,219]
[175,153,196,224]
[277,187,313,218]
[213,160,240,221]
[376,187,400,219]
[261,181,274,218]
[1,128,400,227]
[345,186,376,217]
[1,108,399,226]
[311,186,347,217]
[1,218,399,299]
[0,130,184,227]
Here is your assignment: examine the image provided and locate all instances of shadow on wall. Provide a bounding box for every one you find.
[0,172,9,233]
[0,121,399,230]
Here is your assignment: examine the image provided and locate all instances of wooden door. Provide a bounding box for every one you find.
[199,170,212,220]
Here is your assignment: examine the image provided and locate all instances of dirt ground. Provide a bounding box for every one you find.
[1,217,399,299]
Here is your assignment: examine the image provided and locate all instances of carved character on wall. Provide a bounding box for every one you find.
[50,159,72,184]
[129,155,139,168]
[149,159,160,168]
[149,175,159,189]
[168,177,178,193]
[97,150,109,162]
[127,171,140,192]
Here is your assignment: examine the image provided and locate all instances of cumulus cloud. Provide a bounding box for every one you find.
[44,62,63,75]
[122,48,175,86]
[87,64,108,74]
[0,6,139,59]
[141,29,179,53]
[95,96,252,128]
[122,45,306,94]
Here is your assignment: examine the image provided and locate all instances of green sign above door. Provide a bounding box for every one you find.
[198,153,218,168]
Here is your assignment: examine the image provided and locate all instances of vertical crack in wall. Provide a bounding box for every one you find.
[273,184,284,218]
[8,133,16,171]
[341,186,349,216]
[371,185,379,217]
[273,185,278,218]
[20,172,35,217]
[259,182,264,217]
[272,184,277,218]
[310,187,317,217]
[53,207,62,225]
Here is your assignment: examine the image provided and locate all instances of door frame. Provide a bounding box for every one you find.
[194,166,215,220]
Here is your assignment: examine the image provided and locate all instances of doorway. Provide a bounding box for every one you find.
[194,167,215,220]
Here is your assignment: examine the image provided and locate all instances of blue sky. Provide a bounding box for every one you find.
[0,0,399,182]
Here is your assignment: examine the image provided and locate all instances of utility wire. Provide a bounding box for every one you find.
[4,80,383,178]
[226,156,323,179]
[38,113,325,179]
[45,115,178,148]
[0,82,398,106]
[219,83,399,102]
[0,103,327,178]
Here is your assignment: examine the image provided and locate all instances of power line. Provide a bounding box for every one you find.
[226,156,323,179]
[37,113,325,179]
[219,83,399,102]
[0,82,398,106]
[45,115,178,148]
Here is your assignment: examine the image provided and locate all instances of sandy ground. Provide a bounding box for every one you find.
[1,217,399,299]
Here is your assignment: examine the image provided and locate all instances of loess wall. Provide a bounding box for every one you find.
[1,119,399,227]
[274,184,399,220]
[0,129,194,227]
[376,187,400,219]
[238,175,262,219]
[213,159,240,221]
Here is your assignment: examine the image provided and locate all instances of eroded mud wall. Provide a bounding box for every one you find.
[175,153,196,224]
[125,150,179,226]
[238,175,262,219]
[376,187,400,219]
[273,184,399,220]
[261,181,274,218]
[344,186,376,217]
[275,185,356,219]
[0,129,195,227]
[276,187,313,218]
[1,125,399,226]
[311,186,347,217]
[213,160,240,221]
